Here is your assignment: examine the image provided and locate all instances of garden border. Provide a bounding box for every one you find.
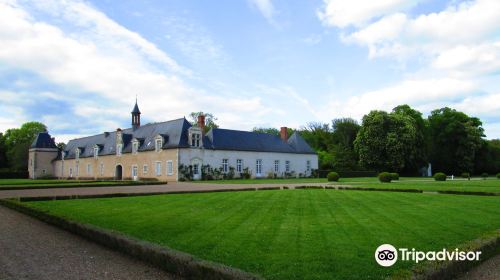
[408,230,500,280]
[0,181,167,191]
[0,198,261,280]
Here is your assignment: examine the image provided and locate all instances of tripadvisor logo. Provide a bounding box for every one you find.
[375,244,482,267]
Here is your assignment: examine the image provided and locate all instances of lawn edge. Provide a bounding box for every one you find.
[0,198,262,280]
[0,181,167,191]
[392,230,500,280]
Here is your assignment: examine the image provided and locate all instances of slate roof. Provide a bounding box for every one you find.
[131,102,141,114]
[204,129,316,154]
[59,118,316,159]
[31,132,57,149]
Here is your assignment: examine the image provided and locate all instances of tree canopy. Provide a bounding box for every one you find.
[3,121,47,171]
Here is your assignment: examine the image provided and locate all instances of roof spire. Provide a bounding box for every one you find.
[131,96,141,129]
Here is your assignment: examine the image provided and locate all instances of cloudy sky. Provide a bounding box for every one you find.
[0,0,499,142]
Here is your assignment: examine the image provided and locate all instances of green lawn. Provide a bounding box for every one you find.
[0,179,164,189]
[27,190,500,279]
[193,177,500,193]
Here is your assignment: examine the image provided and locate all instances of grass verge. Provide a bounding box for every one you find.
[22,189,500,280]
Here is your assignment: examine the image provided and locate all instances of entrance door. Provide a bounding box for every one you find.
[115,165,123,180]
[132,165,138,181]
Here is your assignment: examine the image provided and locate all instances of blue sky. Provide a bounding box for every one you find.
[0,0,499,142]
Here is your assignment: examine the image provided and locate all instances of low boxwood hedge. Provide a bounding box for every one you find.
[378,172,392,183]
[434,172,447,181]
[327,172,340,182]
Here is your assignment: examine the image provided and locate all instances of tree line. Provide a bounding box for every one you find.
[255,105,499,176]
[1,105,499,176]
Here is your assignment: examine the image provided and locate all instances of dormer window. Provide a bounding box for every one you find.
[192,133,201,147]
[132,140,139,154]
[188,127,202,148]
[155,138,162,152]
[61,151,65,160]
[94,146,99,159]
[116,144,122,156]
[75,148,80,160]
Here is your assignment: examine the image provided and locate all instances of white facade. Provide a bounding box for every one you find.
[179,148,318,179]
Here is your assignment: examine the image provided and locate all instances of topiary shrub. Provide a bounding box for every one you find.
[327,172,340,182]
[434,172,446,181]
[497,173,500,179]
[390,172,399,181]
[461,172,470,179]
[481,172,489,180]
[378,172,392,183]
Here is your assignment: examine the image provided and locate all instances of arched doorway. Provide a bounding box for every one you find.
[115,165,123,180]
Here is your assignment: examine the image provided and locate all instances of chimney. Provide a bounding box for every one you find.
[280,127,288,142]
[198,115,206,134]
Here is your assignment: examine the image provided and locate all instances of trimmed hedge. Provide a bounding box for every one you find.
[412,230,500,280]
[0,199,261,280]
[318,170,377,178]
[434,172,447,181]
[327,172,340,182]
[481,172,489,179]
[497,172,500,179]
[378,172,392,183]
[390,173,399,181]
[461,172,470,179]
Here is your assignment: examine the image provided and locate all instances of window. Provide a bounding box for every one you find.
[30,159,33,167]
[155,138,162,152]
[222,159,228,173]
[94,146,99,159]
[306,160,311,172]
[87,163,91,175]
[75,148,80,159]
[143,164,148,174]
[132,141,139,154]
[256,159,262,175]
[274,160,280,173]
[100,163,104,176]
[191,133,201,147]
[285,160,290,172]
[132,165,138,178]
[42,169,46,175]
[116,144,122,156]
[193,164,199,175]
[69,168,73,177]
[167,160,173,176]
[155,161,162,176]
[75,163,79,176]
[236,159,242,173]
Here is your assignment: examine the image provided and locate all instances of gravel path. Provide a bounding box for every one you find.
[457,254,500,280]
[0,182,332,199]
[0,206,177,280]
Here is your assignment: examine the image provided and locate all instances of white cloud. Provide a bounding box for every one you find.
[343,0,500,62]
[324,78,477,120]
[0,1,277,138]
[318,0,421,28]
[249,0,275,23]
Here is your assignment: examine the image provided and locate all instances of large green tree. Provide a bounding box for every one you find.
[331,118,360,170]
[428,108,484,174]
[0,133,7,169]
[391,105,428,173]
[474,139,500,174]
[3,122,47,171]
[354,108,422,172]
